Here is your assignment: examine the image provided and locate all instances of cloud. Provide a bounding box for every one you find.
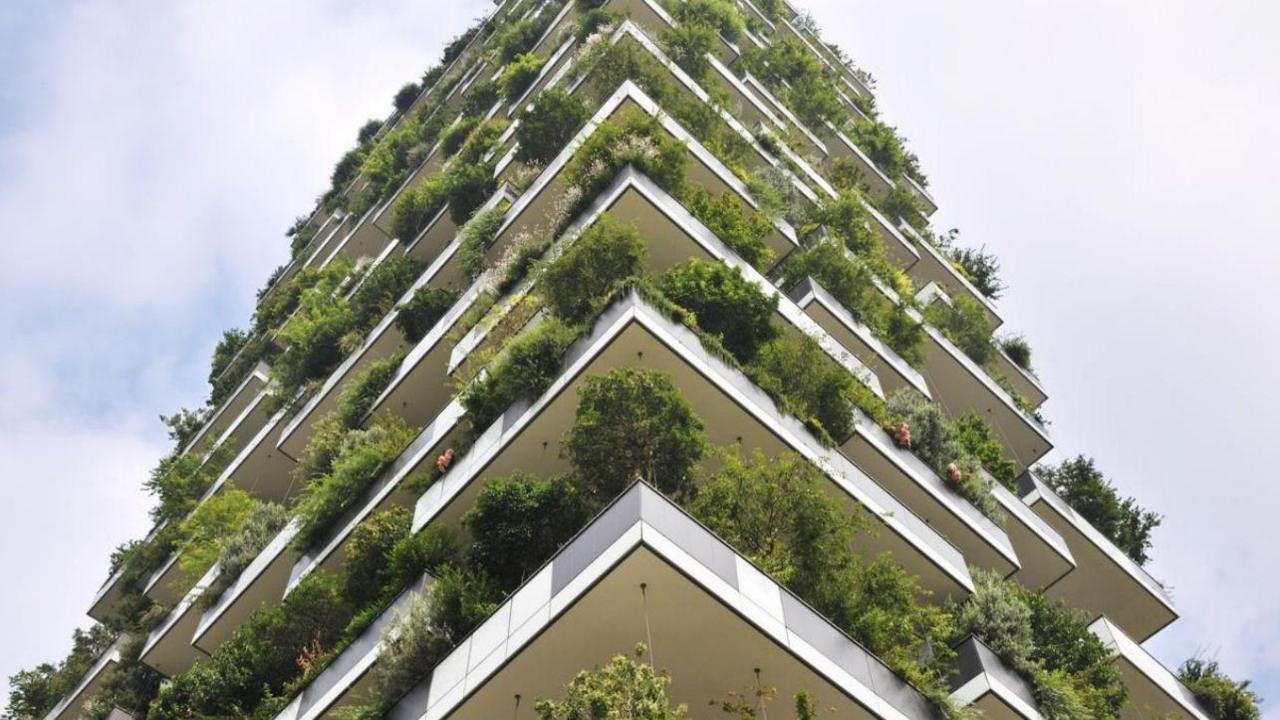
[0,0,486,698]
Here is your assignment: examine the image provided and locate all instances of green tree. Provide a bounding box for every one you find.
[1180,658,1262,720]
[516,88,590,165]
[1036,455,1162,566]
[535,645,688,720]
[465,474,592,590]
[658,260,777,361]
[542,216,647,324]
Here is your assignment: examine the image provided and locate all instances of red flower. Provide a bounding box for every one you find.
[892,422,912,448]
[436,447,456,474]
[947,462,963,484]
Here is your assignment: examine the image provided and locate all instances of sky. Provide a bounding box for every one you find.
[1,0,1277,713]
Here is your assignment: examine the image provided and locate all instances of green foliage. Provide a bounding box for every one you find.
[460,318,578,435]
[208,327,249,388]
[949,245,1005,300]
[848,119,925,186]
[458,206,508,281]
[660,20,718,81]
[574,6,618,41]
[924,296,994,367]
[950,414,1019,492]
[149,572,353,720]
[393,82,420,113]
[391,176,448,241]
[464,473,591,590]
[566,368,707,502]
[493,17,543,64]
[780,242,924,366]
[689,449,956,699]
[291,414,417,552]
[747,331,857,442]
[349,257,422,332]
[500,53,545,103]
[1036,456,1162,566]
[741,37,842,128]
[543,215,647,324]
[177,488,255,581]
[1019,589,1127,720]
[999,334,1034,372]
[684,186,775,269]
[535,645,688,719]
[440,117,480,159]
[342,508,412,609]
[160,407,208,450]
[445,160,497,225]
[672,0,746,42]
[461,78,500,117]
[657,259,777,361]
[201,501,289,608]
[515,87,590,165]
[144,442,235,525]
[1179,658,1262,720]
[273,259,358,401]
[337,353,404,429]
[396,286,458,343]
[3,626,115,720]
[564,108,688,216]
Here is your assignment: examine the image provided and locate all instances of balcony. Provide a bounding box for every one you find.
[1020,472,1176,642]
[140,564,219,677]
[39,635,129,720]
[200,407,295,505]
[988,341,1047,410]
[413,290,973,600]
[191,521,299,657]
[948,636,1041,720]
[1090,617,1210,720]
[395,483,944,720]
[271,576,433,720]
[987,475,1074,591]
[180,361,270,457]
[899,223,1003,329]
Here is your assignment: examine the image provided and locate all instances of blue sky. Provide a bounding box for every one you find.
[2,0,1277,712]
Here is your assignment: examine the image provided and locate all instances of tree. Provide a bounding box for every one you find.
[542,216,647,324]
[1036,456,1162,566]
[657,260,777,361]
[1179,658,1262,720]
[516,88,590,165]
[465,474,591,590]
[565,368,706,502]
[535,645,688,720]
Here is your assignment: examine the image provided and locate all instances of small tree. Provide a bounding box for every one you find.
[535,645,688,720]
[657,259,777,361]
[516,88,590,165]
[393,82,420,113]
[565,368,706,502]
[464,474,591,591]
[1036,455,1162,566]
[1179,658,1262,720]
[542,216,647,324]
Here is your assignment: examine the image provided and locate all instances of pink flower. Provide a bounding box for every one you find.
[947,463,963,484]
[892,422,912,448]
[436,448,456,474]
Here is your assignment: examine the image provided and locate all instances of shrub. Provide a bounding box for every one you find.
[565,368,707,502]
[357,119,383,145]
[396,286,458,343]
[272,260,357,400]
[515,88,590,165]
[177,488,255,581]
[445,161,496,225]
[747,331,856,442]
[454,118,509,165]
[660,20,718,80]
[564,109,688,213]
[1019,588,1127,720]
[201,501,289,607]
[574,7,618,41]
[543,216,647,324]
[393,82,420,113]
[500,53,545,103]
[949,245,1005,300]
[2,626,116,720]
[464,473,592,590]
[950,568,1036,671]
[848,119,924,185]
[457,206,507,281]
[689,448,955,698]
[391,177,447,241]
[657,260,776,361]
[1035,456,1162,566]
[440,117,480,159]
[672,0,746,42]
[145,442,235,524]
[337,354,404,429]
[999,334,1034,372]
[1179,658,1262,720]
[208,328,249,386]
[342,508,412,609]
[683,186,775,269]
[291,414,417,551]
[461,318,578,434]
[535,646,685,720]
[493,17,542,63]
[461,78,499,116]
[350,257,422,332]
[924,295,994,367]
[951,414,1019,492]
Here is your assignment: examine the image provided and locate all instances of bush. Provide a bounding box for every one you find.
[515,88,590,165]
[660,20,718,80]
[457,206,507,281]
[292,414,417,551]
[1179,658,1262,720]
[683,186,775,269]
[272,260,357,400]
[464,474,592,590]
[177,488,255,581]
[543,215,647,324]
[574,7,618,41]
[393,82,420,113]
[657,260,776,361]
[951,414,1019,492]
[439,117,479,159]
[390,176,447,241]
[950,245,1005,300]
[454,118,509,165]
[500,53,545,103]
[350,257,422,332]
[747,331,856,442]
[672,0,745,42]
[3,626,116,720]
[337,354,404,429]
[535,647,685,720]
[396,286,458,343]
[1019,589,1127,720]
[342,508,412,609]
[999,334,1034,372]
[924,295,994,367]
[461,318,578,434]
[566,368,706,502]
[201,501,289,607]
[564,109,688,214]
[1036,456,1162,566]
[689,448,955,698]
[461,79,499,116]
[445,161,496,225]
[493,17,542,64]
[848,119,924,185]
